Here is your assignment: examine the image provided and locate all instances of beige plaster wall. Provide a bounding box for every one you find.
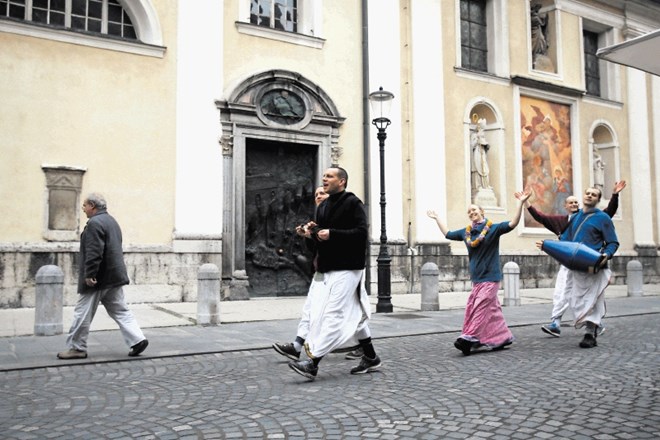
[0,0,178,245]
[222,1,365,196]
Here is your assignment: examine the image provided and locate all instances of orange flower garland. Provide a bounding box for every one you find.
[465,219,493,248]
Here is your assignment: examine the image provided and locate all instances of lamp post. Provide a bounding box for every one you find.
[369,87,394,313]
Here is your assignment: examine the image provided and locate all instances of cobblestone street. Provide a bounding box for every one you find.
[1,314,658,439]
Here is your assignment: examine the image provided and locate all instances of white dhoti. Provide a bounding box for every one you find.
[304,270,371,359]
[566,268,611,328]
[550,265,571,321]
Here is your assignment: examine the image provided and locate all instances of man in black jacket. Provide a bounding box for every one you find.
[57,193,148,359]
[288,167,381,380]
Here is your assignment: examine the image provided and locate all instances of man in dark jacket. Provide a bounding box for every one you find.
[288,167,381,380]
[57,193,148,359]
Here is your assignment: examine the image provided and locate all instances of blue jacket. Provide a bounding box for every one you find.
[559,208,619,258]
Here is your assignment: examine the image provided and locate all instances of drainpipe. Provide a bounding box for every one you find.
[361,0,372,294]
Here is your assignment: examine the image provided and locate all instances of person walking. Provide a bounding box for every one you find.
[519,181,625,337]
[287,167,380,380]
[57,193,148,360]
[272,186,330,360]
[540,187,619,348]
[427,191,531,355]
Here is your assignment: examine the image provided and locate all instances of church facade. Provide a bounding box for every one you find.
[1,0,659,307]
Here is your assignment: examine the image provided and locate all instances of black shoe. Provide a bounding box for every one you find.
[579,333,597,348]
[350,355,382,375]
[288,359,318,380]
[492,341,513,351]
[272,342,300,361]
[344,347,364,360]
[454,337,473,356]
[128,339,149,357]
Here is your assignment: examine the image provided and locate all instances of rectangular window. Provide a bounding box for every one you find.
[250,0,297,33]
[460,0,488,72]
[583,30,601,97]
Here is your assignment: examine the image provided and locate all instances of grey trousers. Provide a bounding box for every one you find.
[66,286,145,351]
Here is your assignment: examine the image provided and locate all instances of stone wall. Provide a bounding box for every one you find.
[2,241,658,308]
[368,242,660,296]
[0,243,222,308]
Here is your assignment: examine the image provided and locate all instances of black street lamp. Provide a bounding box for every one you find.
[369,86,394,313]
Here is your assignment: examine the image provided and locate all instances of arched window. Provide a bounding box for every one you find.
[1,0,136,40]
[0,0,164,56]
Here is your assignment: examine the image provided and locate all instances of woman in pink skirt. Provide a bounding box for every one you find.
[427,190,530,355]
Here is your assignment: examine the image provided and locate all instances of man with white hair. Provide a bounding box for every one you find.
[57,193,148,360]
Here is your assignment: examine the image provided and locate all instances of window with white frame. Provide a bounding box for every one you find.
[460,0,487,72]
[583,30,601,97]
[250,0,297,33]
[0,0,136,40]
[237,0,324,49]
[581,18,621,102]
[456,0,509,78]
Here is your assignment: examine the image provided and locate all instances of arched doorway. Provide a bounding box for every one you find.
[216,70,345,298]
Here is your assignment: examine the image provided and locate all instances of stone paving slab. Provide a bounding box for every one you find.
[1,313,658,439]
[1,293,658,372]
[3,284,644,338]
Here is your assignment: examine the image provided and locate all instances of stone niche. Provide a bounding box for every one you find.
[41,165,86,241]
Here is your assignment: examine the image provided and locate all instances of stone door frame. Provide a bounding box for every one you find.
[215,69,345,298]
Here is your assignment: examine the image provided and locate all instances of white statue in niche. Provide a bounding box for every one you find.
[593,151,605,192]
[470,115,498,207]
[471,117,491,190]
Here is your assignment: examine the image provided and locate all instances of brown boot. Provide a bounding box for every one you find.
[57,349,88,359]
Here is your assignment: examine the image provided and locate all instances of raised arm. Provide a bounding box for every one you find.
[426,210,449,237]
[509,191,531,229]
[603,180,626,218]
[515,191,567,234]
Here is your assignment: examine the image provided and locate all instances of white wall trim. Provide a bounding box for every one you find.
[0,19,165,57]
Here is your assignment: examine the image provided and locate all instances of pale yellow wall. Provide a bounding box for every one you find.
[508,1,530,76]
[555,12,583,89]
[438,1,523,245]
[0,0,178,244]
[222,1,365,196]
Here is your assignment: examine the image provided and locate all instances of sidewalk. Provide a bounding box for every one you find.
[1,285,659,372]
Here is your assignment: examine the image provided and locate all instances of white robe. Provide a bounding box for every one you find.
[550,265,570,321]
[566,268,611,328]
[304,270,371,358]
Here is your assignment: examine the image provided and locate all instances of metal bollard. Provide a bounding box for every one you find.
[626,260,643,297]
[197,264,221,325]
[502,262,520,307]
[420,262,440,311]
[34,265,64,336]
